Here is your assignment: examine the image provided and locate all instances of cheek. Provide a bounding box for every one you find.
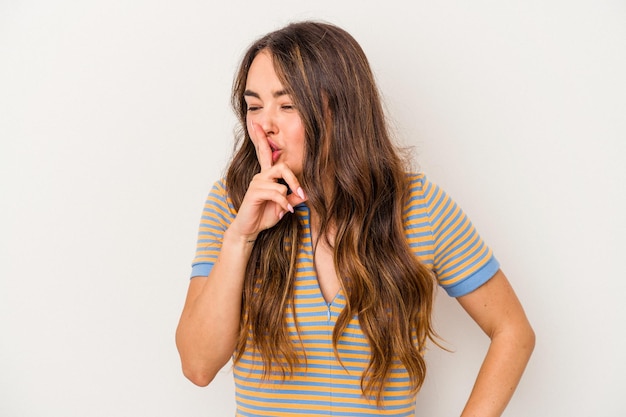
[296,127,306,157]
[245,117,253,137]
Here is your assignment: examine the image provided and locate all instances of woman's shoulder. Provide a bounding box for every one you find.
[404,171,430,194]
[403,171,449,211]
[203,178,237,216]
[210,177,228,192]
[405,171,426,183]
[204,177,233,200]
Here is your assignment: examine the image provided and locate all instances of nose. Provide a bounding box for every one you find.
[257,108,277,136]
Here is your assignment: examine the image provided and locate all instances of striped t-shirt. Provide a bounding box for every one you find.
[191,173,500,416]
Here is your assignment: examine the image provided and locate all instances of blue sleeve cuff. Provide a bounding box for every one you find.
[442,256,501,297]
[190,262,213,279]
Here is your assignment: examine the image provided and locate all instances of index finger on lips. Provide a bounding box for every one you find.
[250,121,273,171]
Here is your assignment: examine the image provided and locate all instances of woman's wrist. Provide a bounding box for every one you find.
[223,228,258,249]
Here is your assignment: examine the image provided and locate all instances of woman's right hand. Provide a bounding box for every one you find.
[229,122,307,240]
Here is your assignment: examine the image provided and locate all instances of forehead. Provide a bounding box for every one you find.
[245,50,284,91]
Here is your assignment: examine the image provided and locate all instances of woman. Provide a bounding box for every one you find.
[176,20,534,416]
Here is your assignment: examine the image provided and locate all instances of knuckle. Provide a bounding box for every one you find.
[272,186,286,197]
[276,161,290,171]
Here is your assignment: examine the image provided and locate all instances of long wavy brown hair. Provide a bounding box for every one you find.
[226,21,438,404]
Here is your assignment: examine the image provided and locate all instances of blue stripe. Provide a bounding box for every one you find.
[443,256,499,296]
[236,382,413,403]
[200,206,231,224]
[236,390,415,416]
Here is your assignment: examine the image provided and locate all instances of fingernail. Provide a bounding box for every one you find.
[279,210,286,220]
[287,204,294,213]
[296,187,305,200]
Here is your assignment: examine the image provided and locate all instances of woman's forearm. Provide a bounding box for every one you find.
[457,271,535,416]
[175,229,254,386]
[460,311,535,416]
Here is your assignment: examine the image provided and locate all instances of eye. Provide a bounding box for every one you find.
[281,104,296,111]
[246,105,261,112]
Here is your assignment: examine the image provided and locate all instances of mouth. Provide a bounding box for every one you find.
[268,139,281,163]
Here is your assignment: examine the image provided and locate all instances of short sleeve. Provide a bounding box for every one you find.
[190,180,236,278]
[404,173,500,297]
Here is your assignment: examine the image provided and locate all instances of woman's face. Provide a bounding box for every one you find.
[244,50,306,178]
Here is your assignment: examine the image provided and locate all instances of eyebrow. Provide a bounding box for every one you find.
[243,89,290,99]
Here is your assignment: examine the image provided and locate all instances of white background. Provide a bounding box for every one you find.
[1,1,625,416]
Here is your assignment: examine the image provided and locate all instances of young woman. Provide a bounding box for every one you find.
[176,21,535,417]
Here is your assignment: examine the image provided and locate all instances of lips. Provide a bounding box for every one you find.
[268,139,281,164]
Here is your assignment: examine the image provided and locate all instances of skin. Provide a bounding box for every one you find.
[244,51,306,178]
[175,49,534,415]
[457,270,535,416]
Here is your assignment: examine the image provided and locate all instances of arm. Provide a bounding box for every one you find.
[175,230,254,386]
[456,269,535,417]
[175,123,307,386]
